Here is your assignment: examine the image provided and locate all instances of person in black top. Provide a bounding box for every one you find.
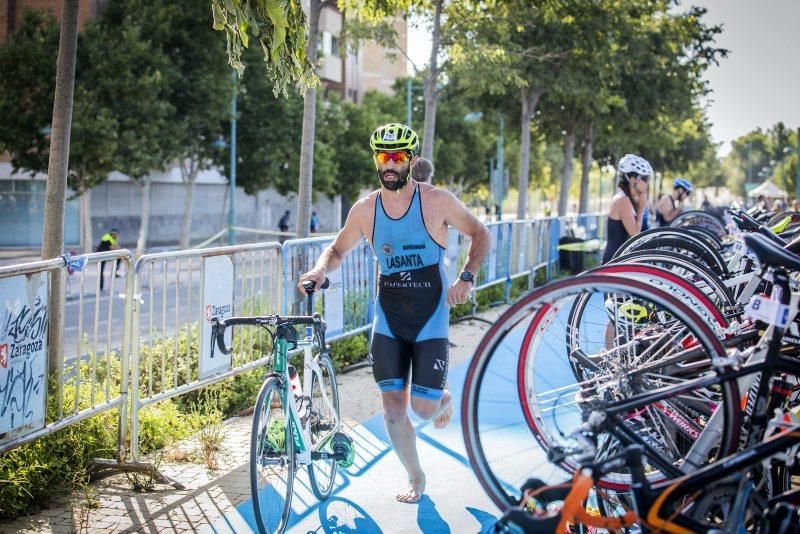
[96,228,121,291]
[278,210,291,243]
[656,178,692,226]
[601,154,652,264]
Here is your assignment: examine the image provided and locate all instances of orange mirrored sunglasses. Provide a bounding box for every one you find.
[374,151,411,164]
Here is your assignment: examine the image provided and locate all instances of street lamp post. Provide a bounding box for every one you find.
[228,70,237,245]
[495,116,505,220]
[406,77,424,128]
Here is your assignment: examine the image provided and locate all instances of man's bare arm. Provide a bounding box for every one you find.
[442,191,491,273]
[297,201,366,291]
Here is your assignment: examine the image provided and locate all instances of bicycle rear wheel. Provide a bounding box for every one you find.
[461,274,740,509]
[308,354,340,500]
[251,377,295,534]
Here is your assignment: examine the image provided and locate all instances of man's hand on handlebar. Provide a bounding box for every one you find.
[297,268,327,295]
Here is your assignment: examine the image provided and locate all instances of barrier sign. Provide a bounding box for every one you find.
[324,268,345,337]
[200,255,234,379]
[0,272,48,440]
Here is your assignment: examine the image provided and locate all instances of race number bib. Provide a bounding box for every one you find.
[744,294,790,327]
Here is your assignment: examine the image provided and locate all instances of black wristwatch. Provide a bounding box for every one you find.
[459,270,475,284]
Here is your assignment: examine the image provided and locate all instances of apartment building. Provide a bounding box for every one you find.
[317,3,407,103]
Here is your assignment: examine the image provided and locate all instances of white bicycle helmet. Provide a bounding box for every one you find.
[618,154,654,178]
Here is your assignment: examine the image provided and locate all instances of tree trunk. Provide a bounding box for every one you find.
[80,186,93,254]
[420,0,443,161]
[578,120,595,214]
[516,88,543,220]
[42,0,79,374]
[135,176,151,257]
[296,0,322,239]
[179,159,198,249]
[557,126,577,216]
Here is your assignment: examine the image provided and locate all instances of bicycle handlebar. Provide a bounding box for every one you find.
[302,277,330,294]
[209,278,330,358]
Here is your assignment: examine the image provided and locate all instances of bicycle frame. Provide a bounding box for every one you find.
[272,331,340,467]
[590,267,800,477]
[635,424,800,533]
[540,424,800,534]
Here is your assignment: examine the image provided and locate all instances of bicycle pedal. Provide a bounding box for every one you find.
[332,432,355,468]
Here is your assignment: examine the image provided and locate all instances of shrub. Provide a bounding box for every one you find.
[0,359,214,520]
[328,333,370,371]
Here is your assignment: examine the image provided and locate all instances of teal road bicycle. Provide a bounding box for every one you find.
[211,279,355,534]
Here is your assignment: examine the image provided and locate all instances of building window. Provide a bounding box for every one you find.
[330,35,339,57]
[317,31,339,57]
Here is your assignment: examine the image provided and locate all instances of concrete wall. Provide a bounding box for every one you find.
[89,180,341,248]
[0,163,342,248]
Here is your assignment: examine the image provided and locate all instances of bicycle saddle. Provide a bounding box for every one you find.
[744,233,800,272]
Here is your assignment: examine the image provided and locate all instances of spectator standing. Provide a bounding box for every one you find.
[411,157,434,183]
[96,228,121,292]
[655,178,692,226]
[601,154,652,264]
[310,211,319,233]
[278,210,291,242]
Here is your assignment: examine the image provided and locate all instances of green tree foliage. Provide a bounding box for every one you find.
[0,11,58,175]
[449,0,725,215]
[723,124,798,197]
[226,46,367,201]
[0,11,117,194]
[210,0,318,95]
[109,0,232,248]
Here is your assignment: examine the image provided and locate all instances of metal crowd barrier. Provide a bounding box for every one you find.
[0,250,133,465]
[0,213,607,468]
[559,213,605,265]
[128,242,282,461]
[281,237,376,341]
[444,219,564,308]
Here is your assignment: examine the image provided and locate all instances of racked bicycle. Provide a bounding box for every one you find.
[210,279,354,534]
[462,231,800,530]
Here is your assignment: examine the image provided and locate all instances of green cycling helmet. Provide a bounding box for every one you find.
[370,123,419,153]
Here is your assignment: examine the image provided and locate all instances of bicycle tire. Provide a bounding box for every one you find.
[529,275,734,490]
[308,355,340,500]
[461,275,740,508]
[685,226,724,249]
[619,227,721,255]
[565,263,729,368]
[607,250,735,307]
[617,235,729,278]
[251,376,295,534]
[671,210,728,240]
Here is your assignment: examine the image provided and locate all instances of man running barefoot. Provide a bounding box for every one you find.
[298,123,490,504]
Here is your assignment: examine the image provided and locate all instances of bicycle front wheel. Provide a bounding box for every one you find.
[308,354,340,500]
[251,376,295,534]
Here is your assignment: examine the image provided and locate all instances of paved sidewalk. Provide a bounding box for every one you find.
[0,307,510,533]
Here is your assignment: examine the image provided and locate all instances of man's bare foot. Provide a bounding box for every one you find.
[396,475,426,503]
[433,387,452,429]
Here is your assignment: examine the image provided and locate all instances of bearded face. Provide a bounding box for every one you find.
[374,151,414,191]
